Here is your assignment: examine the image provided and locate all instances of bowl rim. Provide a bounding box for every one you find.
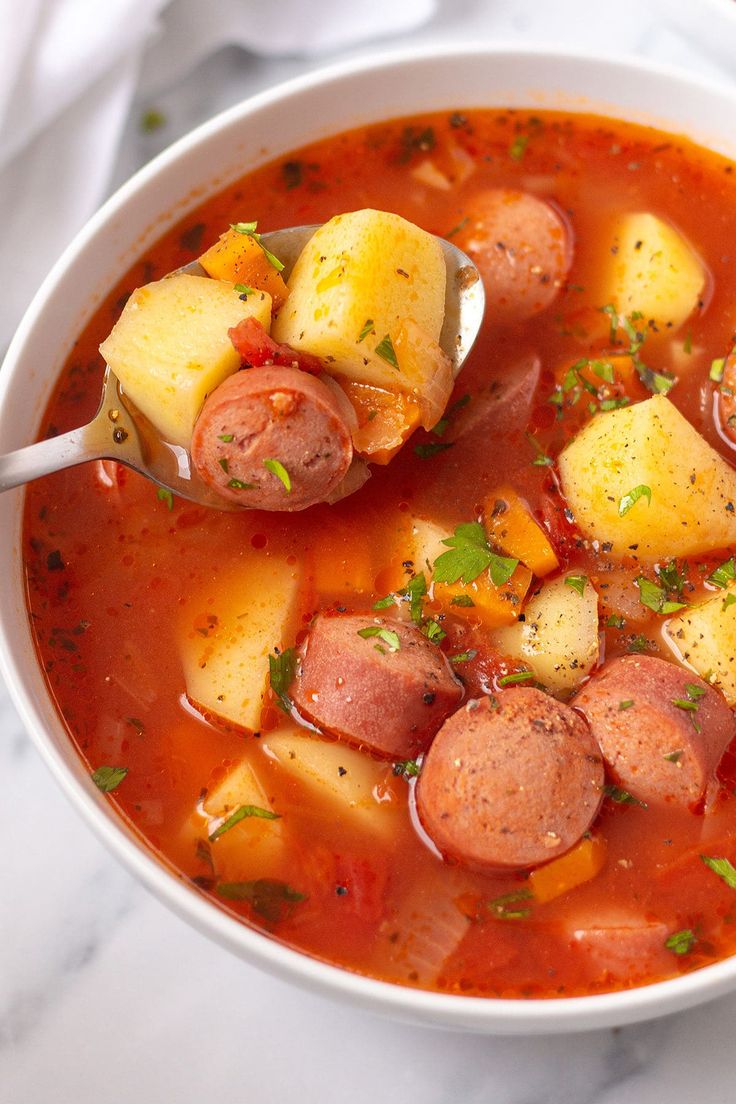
[4,41,736,1034]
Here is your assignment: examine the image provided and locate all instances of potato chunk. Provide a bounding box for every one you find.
[601,212,705,333]
[100,273,272,447]
[665,583,736,704]
[559,395,736,561]
[196,759,285,881]
[179,555,301,732]
[262,728,398,838]
[492,574,599,695]
[271,209,446,395]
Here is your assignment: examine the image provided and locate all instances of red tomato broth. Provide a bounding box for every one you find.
[22,109,736,998]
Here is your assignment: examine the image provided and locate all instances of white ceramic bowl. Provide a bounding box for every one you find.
[3,44,736,1035]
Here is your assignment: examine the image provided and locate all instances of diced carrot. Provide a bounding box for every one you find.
[434,563,532,629]
[337,378,423,464]
[484,485,559,577]
[529,834,607,904]
[199,227,289,310]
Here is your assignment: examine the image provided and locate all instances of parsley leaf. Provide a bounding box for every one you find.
[357,319,374,343]
[708,557,736,589]
[487,889,532,919]
[263,458,291,492]
[209,804,280,842]
[402,573,427,624]
[231,221,285,272]
[603,784,647,808]
[91,765,128,792]
[618,484,651,516]
[564,574,588,597]
[216,879,307,922]
[449,649,477,663]
[701,855,736,890]
[414,441,454,459]
[433,522,518,586]
[157,487,174,510]
[357,625,401,651]
[635,576,686,615]
[665,929,696,955]
[498,671,535,687]
[509,135,529,161]
[423,620,446,644]
[393,758,421,779]
[269,648,297,714]
[375,334,399,369]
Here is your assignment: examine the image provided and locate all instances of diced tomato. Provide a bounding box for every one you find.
[539,483,582,564]
[228,316,324,375]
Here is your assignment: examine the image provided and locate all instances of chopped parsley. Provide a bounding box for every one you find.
[701,855,736,890]
[209,804,280,842]
[422,620,446,644]
[564,574,588,597]
[606,614,626,629]
[449,650,477,664]
[635,576,686,615]
[665,929,696,955]
[672,682,706,732]
[526,432,554,467]
[498,670,535,687]
[509,135,529,161]
[450,594,475,607]
[433,394,471,437]
[402,573,427,624]
[91,765,128,792]
[357,625,401,652]
[263,458,291,492]
[140,108,166,132]
[487,889,533,919]
[218,434,234,443]
[433,522,518,586]
[227,478,256,490]
[711,358,726,382]
[234,283,256,298]
[724,593,736,612]
[231,221,285,272]
[269,647,297,714]
[663,749,683,763]
[618,699,635,711]
[375,334,399,369]
[357,319,375,343]
[618,484,651,517]
[393,758,421,779]
[708,557,736,589]
[603,784,647,808]
[216,879,307,922]
[156,487,174,510]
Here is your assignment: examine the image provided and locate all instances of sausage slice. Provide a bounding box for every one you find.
[416,689,604,872]
[573,654,735,809]
[289,612,463,759]
[191,365,353,510]
[455,189,572,323]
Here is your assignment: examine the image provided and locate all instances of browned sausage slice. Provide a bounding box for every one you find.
[416,689,603,872]
[455,189,572,323]
[573,654,735,809]
[289,612,463,759]
[191,365,353,510]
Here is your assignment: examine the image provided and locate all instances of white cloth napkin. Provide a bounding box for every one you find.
[0,0,436,353]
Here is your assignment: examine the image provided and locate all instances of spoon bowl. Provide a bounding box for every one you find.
[0,225,484,507]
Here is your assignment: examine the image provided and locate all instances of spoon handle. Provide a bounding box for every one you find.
[0,426,110,492]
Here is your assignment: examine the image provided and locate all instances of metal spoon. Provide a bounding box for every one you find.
[0,225,485,508]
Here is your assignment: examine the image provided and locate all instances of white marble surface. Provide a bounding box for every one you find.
[4,2,736,1101]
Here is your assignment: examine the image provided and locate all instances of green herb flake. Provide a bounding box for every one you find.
[401,573,427,625]
[269,647,297,714]
[636,362,676,395]
[393,758,421,779]
[156,487,174,510]
[372,594,395,610]
[724,593,736,612]
[216,878,307,922]
[357,319,375,343]
[592,360,616,383]
[234,284,255,297]
[432,393,471,437]
[218,434,235,443]
[449,650,477,664]
[126,717,145,734]
[218,457,229,474]
[432,522,489,585]
[708,557,736,589]
[263,458,291,492]
[230,221,285,272]
[635,576,687,615]
[701,855,736,890]
[619,484,652,516]
[525,431,554,467]
[606,614,626,629]
[357,625,401,652]
[664,749,683,763]
[603,784,647,808]
[414,441,454,459]
[91,765,128,793]
[227,478,256,490]
[618,699,635,711]
[209,804,280,842]
[423,620,446,644]
[711,358,726,382]
[375,334,399,369]
[683,331,693,356]
[509,135,529,161]
[487,889,533,920]
[498,670,535,687]
[665,929,696,955]
[564,574,588,597]
[450,595,475,607]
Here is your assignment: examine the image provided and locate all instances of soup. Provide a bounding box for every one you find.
[23,108,736,999]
